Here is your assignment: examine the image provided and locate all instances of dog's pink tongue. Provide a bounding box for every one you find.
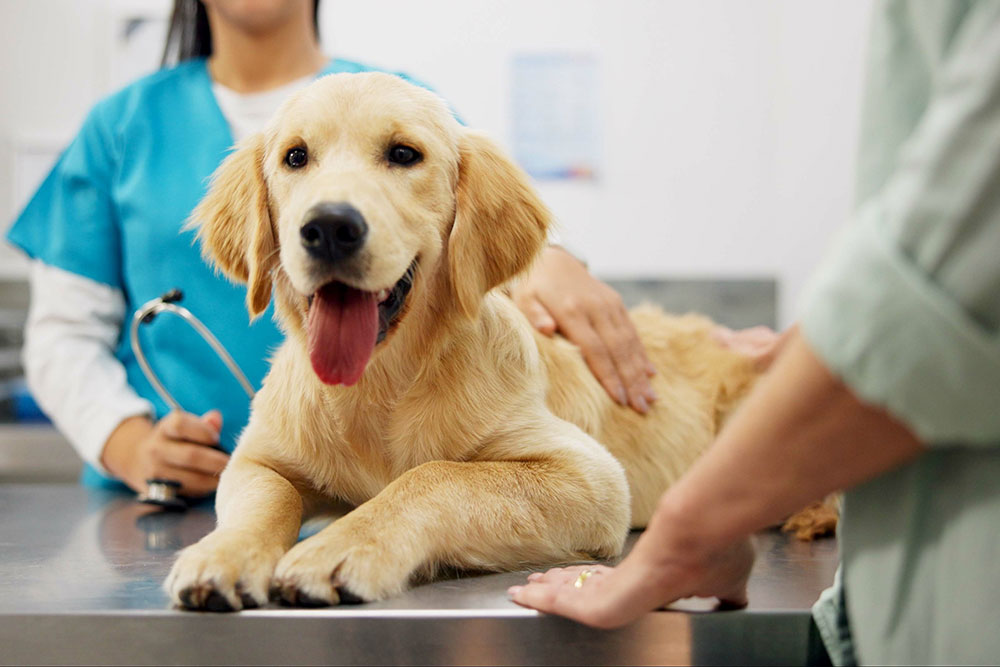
[307,283,378,386]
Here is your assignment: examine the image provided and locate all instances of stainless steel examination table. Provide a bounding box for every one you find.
[0,483,838,666]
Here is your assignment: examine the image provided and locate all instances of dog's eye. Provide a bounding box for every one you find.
[387,145,422,167]
[285,147,308,169]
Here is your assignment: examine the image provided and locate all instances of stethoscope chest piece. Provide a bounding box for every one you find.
[138,479,186,511]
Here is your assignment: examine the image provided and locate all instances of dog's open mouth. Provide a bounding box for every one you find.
[306,260,416,386]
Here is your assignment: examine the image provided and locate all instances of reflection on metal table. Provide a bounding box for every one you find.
[0,484,837,666]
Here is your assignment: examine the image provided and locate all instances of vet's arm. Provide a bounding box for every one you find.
[511,245,658,414]
[509,332,925,628]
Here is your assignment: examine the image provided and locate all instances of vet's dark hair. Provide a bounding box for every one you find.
[161,0,321,67]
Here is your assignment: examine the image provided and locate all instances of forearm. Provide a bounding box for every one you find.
[650,332,925,552]
[24,262,153,472]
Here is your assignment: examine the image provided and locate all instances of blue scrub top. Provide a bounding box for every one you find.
[7,57,433,488]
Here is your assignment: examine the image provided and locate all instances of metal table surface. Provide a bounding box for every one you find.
[0,484,838,665]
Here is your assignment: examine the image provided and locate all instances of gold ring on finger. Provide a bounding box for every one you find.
[574,568,598,588]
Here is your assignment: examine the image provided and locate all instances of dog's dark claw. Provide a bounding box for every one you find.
[270,584,294,606]
[297,592,332,608]
[269,582,332,607]
[336,586,366,605]
[203,591,235,612]
[178,587,197,609]
[234,582,258,610]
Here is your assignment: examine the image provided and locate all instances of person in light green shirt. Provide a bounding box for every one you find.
[508,1,1000,664]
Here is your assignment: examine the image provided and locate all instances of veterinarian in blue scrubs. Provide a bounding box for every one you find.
[8,0,658,495]
[511,1,1000,664]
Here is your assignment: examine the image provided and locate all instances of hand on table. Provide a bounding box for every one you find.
[101,409,228,496]
[511,245,657,414]
[508,529,754,629]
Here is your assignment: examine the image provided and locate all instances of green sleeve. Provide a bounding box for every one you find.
[801,2,1000,445]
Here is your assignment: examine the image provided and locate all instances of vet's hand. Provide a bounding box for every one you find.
[101,410,228,496]
[712,324,796,371]
[511,245,657,413]
[508,531,754,629]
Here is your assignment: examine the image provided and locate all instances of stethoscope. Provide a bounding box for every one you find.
[130,289,255,510]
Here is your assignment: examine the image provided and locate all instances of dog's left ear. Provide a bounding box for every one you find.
[448,131,551,319]
[190,133,277,319]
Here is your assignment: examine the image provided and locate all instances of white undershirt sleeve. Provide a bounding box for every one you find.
[23,261,154,474]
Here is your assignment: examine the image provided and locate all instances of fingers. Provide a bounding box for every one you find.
[160,411,222,445]
[561,314,628,405]
[508,579,571,616]
[145,466,221,498]
[144,411,229,496]
[509,245,656,413]
[590,306,657,412]
[715,589,749,610]
[525,564,613,585]
[200,409,224,433]
[509,568,594,620]
[158,441,229,477]
[711,326,736,346]
[517,295,558,335]
[712,325,787,371]
[557,301,656,414]
[509,564,628,629]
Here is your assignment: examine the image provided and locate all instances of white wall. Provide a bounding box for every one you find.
[0,0,874,325]
[325,0,874,324]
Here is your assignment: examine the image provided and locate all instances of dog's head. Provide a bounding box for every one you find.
[193,73,550,386]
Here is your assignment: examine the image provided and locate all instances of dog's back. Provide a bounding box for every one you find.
[535,304,759,526]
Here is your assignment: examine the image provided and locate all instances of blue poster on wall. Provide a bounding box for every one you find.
[510,53,601,181]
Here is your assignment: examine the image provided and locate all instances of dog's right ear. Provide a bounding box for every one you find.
[190,133,277,318]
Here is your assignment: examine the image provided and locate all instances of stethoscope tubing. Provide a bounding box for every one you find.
[130,291,256,412]
[129,290,256,510]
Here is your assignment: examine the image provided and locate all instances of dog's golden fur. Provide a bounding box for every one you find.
[165,73,805,611]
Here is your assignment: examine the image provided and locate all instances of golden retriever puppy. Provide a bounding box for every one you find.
[165,72,801,612]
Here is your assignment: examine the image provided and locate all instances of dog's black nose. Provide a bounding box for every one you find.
[300,203,368,262]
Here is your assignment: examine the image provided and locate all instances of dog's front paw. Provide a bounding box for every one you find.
[165,531,284,612]
[271,524,417,606]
